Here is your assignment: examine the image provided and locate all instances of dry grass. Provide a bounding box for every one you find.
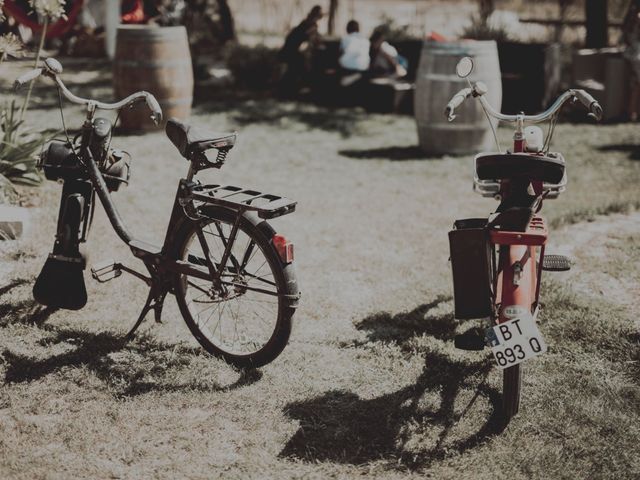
[0,59,639,479]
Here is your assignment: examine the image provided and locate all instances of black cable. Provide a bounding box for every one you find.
[105,108,121,155]
[57,86,77,154]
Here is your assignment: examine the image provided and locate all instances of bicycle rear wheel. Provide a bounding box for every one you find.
[171,207,297,368]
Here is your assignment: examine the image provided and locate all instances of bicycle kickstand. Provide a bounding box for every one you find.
[125,285,167,341]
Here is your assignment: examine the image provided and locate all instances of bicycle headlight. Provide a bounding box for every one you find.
[40,140,80,181]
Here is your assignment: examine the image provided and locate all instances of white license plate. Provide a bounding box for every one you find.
[486,313,547,369]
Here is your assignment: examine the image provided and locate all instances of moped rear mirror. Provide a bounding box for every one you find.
[44,58,63,75]
[456,57,473,78]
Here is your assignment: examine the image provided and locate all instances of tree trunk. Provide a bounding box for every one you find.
[479,0,495,24]
[556,0,572,43]
[216,0,236,43]
[585,0,608,48]
[328,0,338,35]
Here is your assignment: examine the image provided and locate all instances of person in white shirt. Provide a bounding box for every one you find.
[369,29,407,78]
[339,20,370,72]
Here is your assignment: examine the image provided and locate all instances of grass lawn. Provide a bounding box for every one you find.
[0,59,639,479]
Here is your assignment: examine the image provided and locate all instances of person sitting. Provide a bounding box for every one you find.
[369,29,408,79]
[278,5,324,96]
[338,20,370,86]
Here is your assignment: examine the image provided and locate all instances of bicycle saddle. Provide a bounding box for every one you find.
[475,153,565,185]
[165,118,236,159]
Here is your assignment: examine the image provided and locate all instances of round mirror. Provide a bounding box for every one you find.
[44,58,63,75]
[456,57,473,78]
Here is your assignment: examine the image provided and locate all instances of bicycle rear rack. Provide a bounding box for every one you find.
[190,184,297,219]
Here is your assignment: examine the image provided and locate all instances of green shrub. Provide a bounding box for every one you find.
[0,100,50,190]
[374,15,419,43]
[461,15,510,42]
[225,44,281,90]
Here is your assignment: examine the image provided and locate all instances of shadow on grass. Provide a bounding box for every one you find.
[194,98,368,137]
[281,297,504,470]
[0,278,57,328]
[0,278,30,298]
[339,146,433,161]
[353,296,457,347]
[0,280,261,397]
[2,327,262,397]
[597,143,640,161]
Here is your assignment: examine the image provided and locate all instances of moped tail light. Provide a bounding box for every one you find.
[273,234,294,264]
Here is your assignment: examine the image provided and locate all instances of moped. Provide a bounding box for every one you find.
[445,56,602,423]
[15,58,300,368]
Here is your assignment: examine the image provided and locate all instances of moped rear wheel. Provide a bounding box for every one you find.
[503,364,521,423]
[171,207,297,369]
[496,244,531,425]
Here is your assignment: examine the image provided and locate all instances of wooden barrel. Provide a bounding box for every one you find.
[414,40,502,155]
[113,25,193,131]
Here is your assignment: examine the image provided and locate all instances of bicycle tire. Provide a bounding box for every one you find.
[494,245,525,426]
[502,364,521,423]
[170,206,297,368]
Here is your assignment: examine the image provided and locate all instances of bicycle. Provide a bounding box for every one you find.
[444,57,602,424]
[15,58,301,368]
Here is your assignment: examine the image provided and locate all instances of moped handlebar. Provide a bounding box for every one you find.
[14,57,163,125]
[574,89,603,121]
[15,68,43,88]
[444,84,602,123]
[444,87,473,121]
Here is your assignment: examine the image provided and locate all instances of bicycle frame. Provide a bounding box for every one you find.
[24,57,301,366]
[37,105,298,334]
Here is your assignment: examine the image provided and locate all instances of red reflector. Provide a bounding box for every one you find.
[273,234,294,263]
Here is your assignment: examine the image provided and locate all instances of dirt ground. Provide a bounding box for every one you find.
[0,59,639,479]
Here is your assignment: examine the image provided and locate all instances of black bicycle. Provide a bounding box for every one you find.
[15,58,300,368]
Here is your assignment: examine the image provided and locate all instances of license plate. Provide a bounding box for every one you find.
[485,312,547,369]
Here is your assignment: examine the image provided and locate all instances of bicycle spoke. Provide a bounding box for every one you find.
[240,239,256,271]
[214,220,242,273]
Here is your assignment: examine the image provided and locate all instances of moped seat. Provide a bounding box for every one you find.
[166,118,236,159]
[475,153,565,184]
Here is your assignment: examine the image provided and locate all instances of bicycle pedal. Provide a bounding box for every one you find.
[454,334,486,351]
[542,254,571,272]
[91,259,122,283]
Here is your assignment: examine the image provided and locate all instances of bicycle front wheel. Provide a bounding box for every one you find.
[171,207,297,368]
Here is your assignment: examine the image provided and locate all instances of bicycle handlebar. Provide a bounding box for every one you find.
[14,58,163,125]
[444,84,603,123]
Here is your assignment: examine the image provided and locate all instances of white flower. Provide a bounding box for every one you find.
[0,33,24,60]
[29,0,67,22]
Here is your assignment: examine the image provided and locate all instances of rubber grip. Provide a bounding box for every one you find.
[590,102,603,121]
[14,68,42,89]
[575,89,603,120]
[574,89,597,109]
[145,94,163,124]
[446,87,472,111]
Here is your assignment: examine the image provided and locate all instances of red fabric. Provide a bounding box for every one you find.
[2,0,85,38]
[427,31,447,42]
[121,0,145,24]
